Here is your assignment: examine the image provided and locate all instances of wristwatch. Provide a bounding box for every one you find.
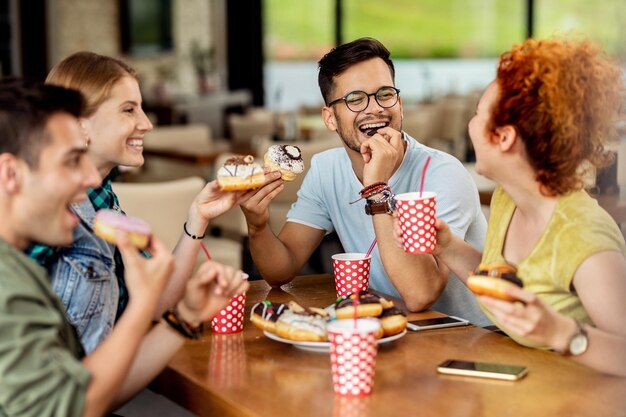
[562,319,589,356]
[365,198,395,215]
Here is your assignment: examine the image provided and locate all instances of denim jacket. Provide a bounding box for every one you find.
[49,200,119,354]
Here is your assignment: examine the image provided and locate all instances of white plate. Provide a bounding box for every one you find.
[263,329,407,353]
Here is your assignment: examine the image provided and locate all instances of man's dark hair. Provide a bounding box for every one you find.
[318,37,395,105]
[0,78,85,168]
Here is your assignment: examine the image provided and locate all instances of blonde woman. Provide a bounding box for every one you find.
[27,52,251,352]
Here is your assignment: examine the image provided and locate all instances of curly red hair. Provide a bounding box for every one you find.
[492,38,623,195]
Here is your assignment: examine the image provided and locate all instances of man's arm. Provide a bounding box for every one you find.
[359,129,448,311]
[373,213,448,311]
[248,216,325,286]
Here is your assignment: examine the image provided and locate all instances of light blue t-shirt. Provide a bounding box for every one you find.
[287,133,491,326]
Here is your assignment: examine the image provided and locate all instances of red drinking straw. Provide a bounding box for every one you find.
[419,156,432,197]
[200,242,212,260]
[365,238,377,258]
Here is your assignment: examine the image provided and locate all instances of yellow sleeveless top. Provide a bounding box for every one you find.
[480,186,625,348]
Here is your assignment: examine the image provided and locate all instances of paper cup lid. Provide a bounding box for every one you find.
[394,191,437,201]
[332,253,371,261]
[327,318,381,335]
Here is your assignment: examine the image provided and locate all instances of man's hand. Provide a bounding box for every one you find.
[360,126,404,185]
[116,232,174,312]
[240,171,283,232]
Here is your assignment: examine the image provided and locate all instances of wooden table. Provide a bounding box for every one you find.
[152,275,626,417]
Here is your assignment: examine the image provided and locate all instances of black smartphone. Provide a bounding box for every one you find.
[437,359,528,381]
[406,316,470,331]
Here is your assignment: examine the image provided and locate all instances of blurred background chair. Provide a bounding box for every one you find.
[140,124,230,182]
[112,176,243,270]
[227,108,275,150]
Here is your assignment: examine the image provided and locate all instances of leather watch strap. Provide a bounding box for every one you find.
[365,201,391,215]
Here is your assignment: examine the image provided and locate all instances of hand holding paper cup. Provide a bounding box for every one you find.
[394,192,437,254]
[332,253,371,297]
[211,274,248,334]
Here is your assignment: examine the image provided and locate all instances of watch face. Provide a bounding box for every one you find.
[570,333,589,356]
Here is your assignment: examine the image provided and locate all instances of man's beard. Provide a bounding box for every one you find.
[335,115,402,154]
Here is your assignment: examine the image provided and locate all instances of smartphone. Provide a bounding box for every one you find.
[406,316,470,331]
[437,359,528,381]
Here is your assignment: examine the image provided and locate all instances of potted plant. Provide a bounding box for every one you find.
[190,40,216,95]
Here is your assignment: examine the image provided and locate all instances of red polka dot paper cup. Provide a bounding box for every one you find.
[394,192,437,254]
[332,253,371,298]
[211,274,248,334]
[328,319,380,396]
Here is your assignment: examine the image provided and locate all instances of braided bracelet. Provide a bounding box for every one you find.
[162,306,203,340]
[366,189,394,204]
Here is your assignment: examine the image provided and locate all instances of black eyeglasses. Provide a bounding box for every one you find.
[327,86,400,113]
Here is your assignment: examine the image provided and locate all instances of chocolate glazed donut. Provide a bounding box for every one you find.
[334,290,384,319]
[264,144,304,181]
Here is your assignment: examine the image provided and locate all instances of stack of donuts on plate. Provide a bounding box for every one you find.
[250,290,407,342]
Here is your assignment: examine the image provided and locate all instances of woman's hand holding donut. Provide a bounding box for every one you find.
[177,261,249,326]
[479,286,576,352]
[187,180,255,229]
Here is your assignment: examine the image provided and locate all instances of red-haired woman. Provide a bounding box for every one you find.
[416,38,626,376]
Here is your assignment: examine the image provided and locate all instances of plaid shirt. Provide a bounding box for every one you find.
[26,175,150,320]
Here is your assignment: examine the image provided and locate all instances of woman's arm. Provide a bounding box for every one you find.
[394,216,483,284]
[153,180,253,316]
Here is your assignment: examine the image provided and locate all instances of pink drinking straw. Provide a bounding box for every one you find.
[419,156,432,197]
[200,242,212,260]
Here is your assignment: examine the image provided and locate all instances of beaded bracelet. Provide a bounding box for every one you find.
[162,306,203,340]
[359,182,387,198]
[351,183,391,204]
[183,222,206,240]
[362,185,391,200]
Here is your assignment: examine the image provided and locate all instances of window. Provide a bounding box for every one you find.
[264,0,334,60]
[120,0,173,55]
[536,0,626,57]
[344,0,525,58]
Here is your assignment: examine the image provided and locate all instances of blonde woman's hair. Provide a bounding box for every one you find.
[46,51,137,117]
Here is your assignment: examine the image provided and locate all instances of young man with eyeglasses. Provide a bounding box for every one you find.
[242,38,489,325]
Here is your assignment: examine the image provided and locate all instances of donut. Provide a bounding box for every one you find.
[93,209,151,249]
[217,155,266,191]
[250,301,288,333]
[263,145,304,181]
[334,290,384,320]
[467,262,524,301]
[275,301,329,342]
[379,307,407,337]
